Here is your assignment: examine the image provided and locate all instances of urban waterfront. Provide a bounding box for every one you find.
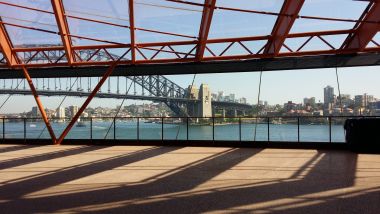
[1,119,346,143]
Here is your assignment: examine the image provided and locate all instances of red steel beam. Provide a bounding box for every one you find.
[0,19,17,66]
[129,0,136,63]
[55,61,119,145]
[343,2,380,51]
[51,0,74,64]
[264,0,305,55]
[6,45,380,69]
[11,29,354,53]
[195,0,216,61]
[21,66,57,143]
[1,18,57,144]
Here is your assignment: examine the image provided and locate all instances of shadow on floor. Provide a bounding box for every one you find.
[0,145,106,170]
[0,146,376,213]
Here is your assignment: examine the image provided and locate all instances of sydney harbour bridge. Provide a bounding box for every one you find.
[0,46,251,117]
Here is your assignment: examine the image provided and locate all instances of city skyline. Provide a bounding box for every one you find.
[1,65,380,114]
[5,81,380,119]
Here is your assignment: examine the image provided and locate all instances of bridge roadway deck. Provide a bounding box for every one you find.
[0,144,379,213]
[0,89,252,110]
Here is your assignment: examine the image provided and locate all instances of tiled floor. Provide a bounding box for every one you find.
[0,144,379,213]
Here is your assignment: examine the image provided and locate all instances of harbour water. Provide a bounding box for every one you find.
[2,120,346,143]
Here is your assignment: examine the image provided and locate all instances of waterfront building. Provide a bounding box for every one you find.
[31,106,40,117]
[324,86,334,109]
[229,93,236,102]
[211,93,217,101]
[68,105,78,118]
[239,97,247,104]
[303,97,316,107]
[56,107,65,118]
[217,91,224,101]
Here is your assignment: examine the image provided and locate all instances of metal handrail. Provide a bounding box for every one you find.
[1,116,379,143]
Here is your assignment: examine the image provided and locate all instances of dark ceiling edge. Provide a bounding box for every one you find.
[0,53,379,79]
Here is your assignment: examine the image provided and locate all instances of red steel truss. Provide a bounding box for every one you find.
[1,0,380,144]
[264,0,305,56]
[0,0,379,68]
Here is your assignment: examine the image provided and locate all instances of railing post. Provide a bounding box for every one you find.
[212,117,215,142]
[2,117,5,142]
[113,117,116,140]
[267,117,270,142]
[161,117,164,142]
[329,116,332,143]
[239,117,242,142]
[186,117,189,141]
[24,118,26,142]
[297,117,300,143]
[90,117,93,141]
[137,117,140,141]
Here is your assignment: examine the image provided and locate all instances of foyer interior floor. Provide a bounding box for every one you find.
[0,144,379,213]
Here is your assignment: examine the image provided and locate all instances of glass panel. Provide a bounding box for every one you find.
[4,118,24,139]
[283,34,348,52]
[134,0,202,43]
[63,0,130,46]
[331,117,346,143]
[241,117,269,142]
[136,45,196,60]
[367,32,380,48]
[291,0,368,33]
[115,118,137,140]
[299,117,329,142]
[0,52,5,64]
[269,117,298,142]
[26,119,47,139]
[214,117,239,141]
[163,117,187,140]
[209,0,283,39]
[0,1,61,47]
[92,118,114,139]
[139,117,162,140]
[188,117,213,141]
[0,117,6,140]
[65,118,91,139]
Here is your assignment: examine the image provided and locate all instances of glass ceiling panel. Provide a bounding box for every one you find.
[63,0,131,46]
[134,0,202,43]
[367,31,380,48]
[209,0,284,39]
[0,1,61,47]
[0,0,53,11]
[290,0,369,33]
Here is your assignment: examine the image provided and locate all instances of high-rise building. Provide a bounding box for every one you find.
[324,86,334,109]
[229,94,235,102]
[364,93,374,108]
[239,97,247,104]
[31,106,40,117]
[68,105,78,118]
[217,91,224,101]
[211,93,217,101]
[337,94,353,107]
[304,97,316,107]
[56,107,65,118]
[355,93,374,108]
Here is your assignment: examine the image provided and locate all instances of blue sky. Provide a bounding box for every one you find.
[0,0,380,113]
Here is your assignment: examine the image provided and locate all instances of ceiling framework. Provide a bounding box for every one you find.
[51,0,74,64]
[342,2,380,51]
[263,0,305,56]
[0,0,378,69]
